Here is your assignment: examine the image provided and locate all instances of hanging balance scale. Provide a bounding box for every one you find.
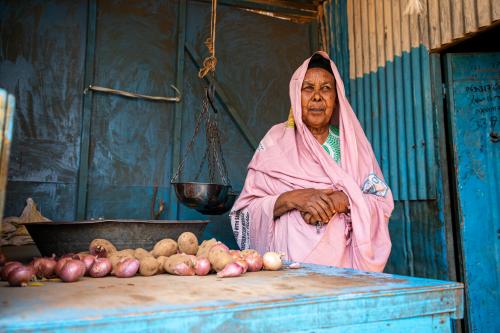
[171,0,236,215]
[171,81,237,215]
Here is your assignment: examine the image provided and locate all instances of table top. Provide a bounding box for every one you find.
[0,263,463,332]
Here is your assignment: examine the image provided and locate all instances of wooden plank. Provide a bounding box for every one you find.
[368,0,377,73]
[323,1,331,53]
[76,0,97,220]
[0,90,6,170]
[185,44,259,150]
[400,0,418,200]
[347,0,356,80]
[218,0,317,19]
[0,264,464,332]
[419,0,430,49]
[392,0,402,57]
[463,0,478,33]
[384,0,393,61]
[0,93,15,225]
[428,0,441,50]
[439,0,453,46]
[400,0,411,53]
[383,0,399,199]
[353,0,363,79]
[494,0,500,21]
[169,0,187,220]
[376,0,385,68]
[361,0,370,76]
[409,6,420,48]
[452,0,465,39]
[476,0,492,27]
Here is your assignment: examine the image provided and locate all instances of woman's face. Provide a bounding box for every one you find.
[301,68,337,130]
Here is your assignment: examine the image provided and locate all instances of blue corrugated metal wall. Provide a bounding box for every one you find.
[323,0,450,280]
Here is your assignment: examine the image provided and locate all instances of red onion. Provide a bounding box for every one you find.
[263,252,283,271]
[217,262,244,278]
[1,261,23,281]
[55,257,72,277]
[173,262,195,276]
[33,256,57,278]
[0,252,6,266]
[75,254,96,275]
[243,252,263,272]
[194,258,211,276]
[7,266,34,287]
[58,259,86,282]
[235,259,248,273]
[114,258,140,278]
[89,258,112,278]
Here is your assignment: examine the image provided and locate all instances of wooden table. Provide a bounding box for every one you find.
[0,264,463,332]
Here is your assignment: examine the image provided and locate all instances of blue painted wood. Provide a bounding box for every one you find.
[0,264,463,333]
[1,0,87,220]
[421,46,436,198]
[371,71,381,164]
[402,51,417,200]
[444,52,500,333]
[378,67,389,182]
[76,0,97,220]
[385,61,399,199]
[169,0,187,220]
[410,48,426,198]
[394,55,409,200]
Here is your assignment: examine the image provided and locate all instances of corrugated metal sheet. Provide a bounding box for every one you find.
[324,0,436,200]
[427,0,500,50]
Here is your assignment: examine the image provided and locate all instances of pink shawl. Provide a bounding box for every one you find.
[230,52,394,272]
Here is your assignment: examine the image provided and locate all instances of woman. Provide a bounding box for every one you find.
[230,52,393,272]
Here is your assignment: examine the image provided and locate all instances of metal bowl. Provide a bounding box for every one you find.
[172,182,230,211]
[197,191,239,215]
[23,219,210,257]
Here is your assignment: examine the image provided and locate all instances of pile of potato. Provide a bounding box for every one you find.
[0,232,284,286]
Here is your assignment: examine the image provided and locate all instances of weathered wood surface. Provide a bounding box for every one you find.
[0,264,463,332]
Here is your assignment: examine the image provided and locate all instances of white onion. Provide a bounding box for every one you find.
[262,252,283,271]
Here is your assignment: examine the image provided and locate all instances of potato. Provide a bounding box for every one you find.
[134,248,153,260]
[156,256,168,274]
[164,254,196,275]
[109,252,134,274]
[196,238,217,258]
[151,239,178,258]
[139,256,159,276]
[89,239,117,257]
[208,247,234,272]
[177,232,199,255]
[116,249,135,257]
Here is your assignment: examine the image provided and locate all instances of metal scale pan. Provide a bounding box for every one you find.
[171,83,238,215]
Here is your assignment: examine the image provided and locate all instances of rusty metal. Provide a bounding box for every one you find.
[23,219,210,256]
[84,84,182,103]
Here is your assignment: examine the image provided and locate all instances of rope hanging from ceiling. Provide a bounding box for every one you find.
[198,0,218,78]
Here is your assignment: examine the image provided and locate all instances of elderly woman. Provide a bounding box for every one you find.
[230,52,394,272]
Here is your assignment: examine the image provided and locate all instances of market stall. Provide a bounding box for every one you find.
[0,263,463,332]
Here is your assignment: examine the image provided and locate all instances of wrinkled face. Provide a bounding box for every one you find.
[301,67,337,130]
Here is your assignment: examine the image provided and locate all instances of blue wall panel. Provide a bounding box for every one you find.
[347,47,436,201]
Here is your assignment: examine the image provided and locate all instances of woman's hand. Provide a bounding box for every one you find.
[273,188,336,222]
[300,191,350,225]
[328,191,350,214]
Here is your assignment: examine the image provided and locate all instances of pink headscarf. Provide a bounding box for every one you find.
[230,52,394,272]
